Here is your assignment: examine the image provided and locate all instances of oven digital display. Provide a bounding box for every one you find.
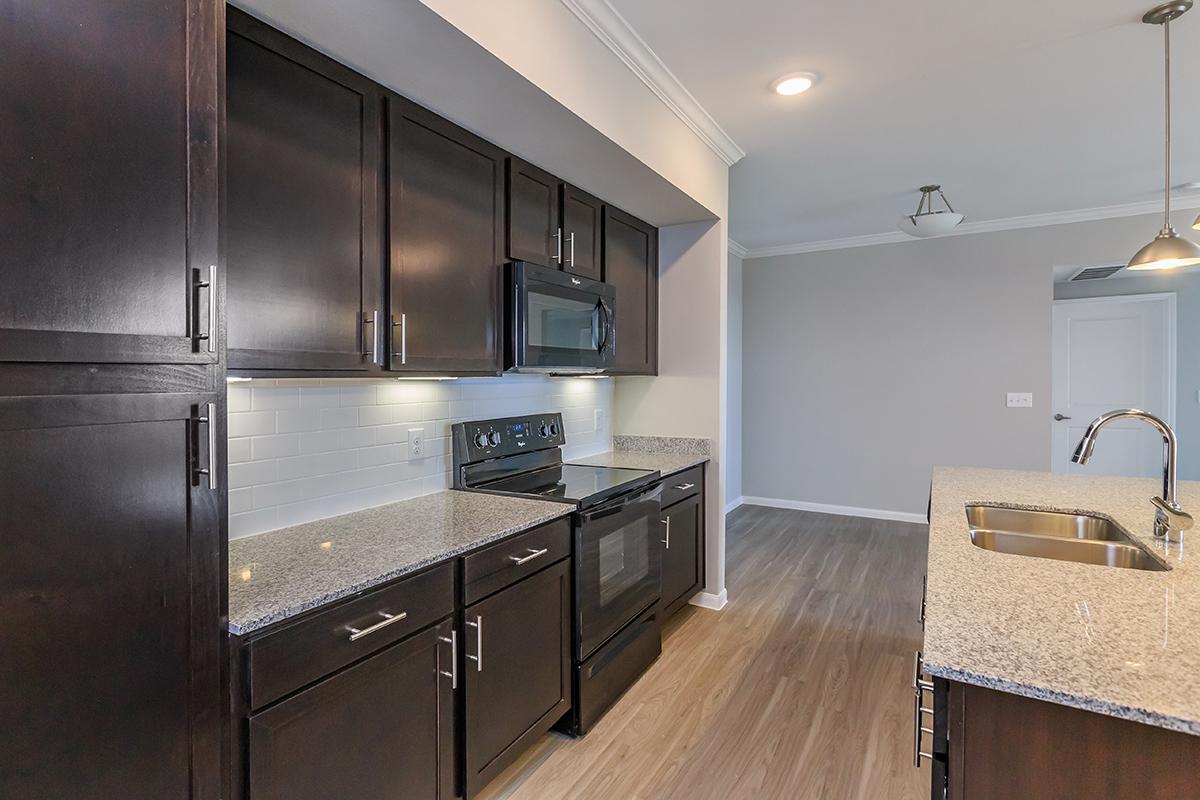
[507,421,531,439]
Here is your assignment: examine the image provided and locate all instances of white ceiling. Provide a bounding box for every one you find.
[608,0,1200,251]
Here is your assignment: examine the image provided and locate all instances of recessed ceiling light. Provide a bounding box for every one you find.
[771,72,818,96]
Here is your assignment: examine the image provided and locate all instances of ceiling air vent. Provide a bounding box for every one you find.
[1069,264,1126,282]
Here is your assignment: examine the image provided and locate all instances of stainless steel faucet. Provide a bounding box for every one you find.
[1071,408,1193,542]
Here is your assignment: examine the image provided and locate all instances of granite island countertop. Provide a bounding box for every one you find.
[925,466,1200,735]
[570,434,710,477]
[228,491,572,635]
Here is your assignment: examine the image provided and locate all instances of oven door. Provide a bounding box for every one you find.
[509,262,615,372]
[576,483,662,659]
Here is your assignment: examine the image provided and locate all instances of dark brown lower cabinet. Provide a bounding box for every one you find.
[660,492,704,619]
[248,620,456,800]
[464,558,572,798]
[929,678,1200,799]
[0,391,224,799]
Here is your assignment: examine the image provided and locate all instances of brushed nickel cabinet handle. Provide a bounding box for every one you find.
[674,482,696,491]
[552,228,562,262]
[346,610,407,642]
[509,548,548,565]
[438,630,457,689]
[364,310,381,365]
[466,615,483,671]
[661,516,671,548]
[194,264,217,353]
[391,313,407,365]
[195,403,217,491]
[568,231,575,267]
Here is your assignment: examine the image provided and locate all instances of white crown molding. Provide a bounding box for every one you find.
[741,195,1200,259]
[727,239,748,259]
[559,0,745,167]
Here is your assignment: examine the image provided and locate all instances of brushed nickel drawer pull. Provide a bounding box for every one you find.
[662,516,671,548]
[466,615,483,671]
[346,610,407,642]
[438,631,457,689]
[509,547,548,565]
[674,482,696,491]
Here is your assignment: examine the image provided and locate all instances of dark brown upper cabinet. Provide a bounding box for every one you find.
[387,94,505,375]
[225,10,383,373]
[603,207,658,375]
[0,391,224,799]
[561,184,603,280]
[506,158,603,281]
[0,0,220,365]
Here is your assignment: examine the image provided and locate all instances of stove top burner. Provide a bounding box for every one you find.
[478,463,657,507]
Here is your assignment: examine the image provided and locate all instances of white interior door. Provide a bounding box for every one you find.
[1051,294,1175,476]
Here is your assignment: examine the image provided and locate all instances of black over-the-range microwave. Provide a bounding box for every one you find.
[505,262,616,373]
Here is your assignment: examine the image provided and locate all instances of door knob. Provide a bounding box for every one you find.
[1054,413,1072,421]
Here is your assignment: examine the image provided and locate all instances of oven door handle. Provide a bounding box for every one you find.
[580,483,663,523]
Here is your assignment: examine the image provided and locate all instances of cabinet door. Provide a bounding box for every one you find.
[0,0,220,364]
[660,493,703,617]
[0,392,224,799]
[464,559,571,797]
[226,10,383,373]
[506,158,560,268]
[249,620,456,800]
[561,184,603,281]
[388,95,504,374]
[603,207,658,374]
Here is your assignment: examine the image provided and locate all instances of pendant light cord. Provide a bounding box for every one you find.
[1164,19,1172,230]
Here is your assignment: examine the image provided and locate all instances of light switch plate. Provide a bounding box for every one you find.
[1006,392,1034,408]
[409,427,425,457]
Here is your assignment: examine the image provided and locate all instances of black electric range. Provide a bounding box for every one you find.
[451,412,664,735]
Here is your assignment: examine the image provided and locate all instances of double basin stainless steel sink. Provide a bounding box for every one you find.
[965,505,1168,571]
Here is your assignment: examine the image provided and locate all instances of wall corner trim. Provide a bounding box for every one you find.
[743,195,1200,259]
[559,0,745,167]
[727,239,748,258]
[690,588,728,611]
[741,496,927,525]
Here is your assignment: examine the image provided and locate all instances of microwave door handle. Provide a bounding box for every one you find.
[592,301,602,352]
[597,299,612,353]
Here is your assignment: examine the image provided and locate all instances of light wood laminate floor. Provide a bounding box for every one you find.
[478,505,931,800]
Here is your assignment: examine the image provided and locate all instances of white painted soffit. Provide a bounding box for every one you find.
[560,0,745,167]
[743,196,1200,259]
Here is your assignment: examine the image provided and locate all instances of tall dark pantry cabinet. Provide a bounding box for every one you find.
[0,3,227,799]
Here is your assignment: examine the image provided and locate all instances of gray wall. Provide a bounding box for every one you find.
[726,251,743,506]
[742,210,1199,516]
[1055,270,1200,479]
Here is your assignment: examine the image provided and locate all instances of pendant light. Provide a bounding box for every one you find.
[897,185,965,238]
[1128,1,1200,270]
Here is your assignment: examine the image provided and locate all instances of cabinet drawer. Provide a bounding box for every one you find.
[463,518,571,604]
[660,466,703,508]
[247,562,454,709]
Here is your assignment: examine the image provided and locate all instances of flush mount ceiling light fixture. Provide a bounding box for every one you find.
[771,72,818,96]
[1130,1,1200,270]
[897,184,965,238]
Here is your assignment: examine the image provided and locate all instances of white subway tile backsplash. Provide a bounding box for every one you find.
[228,411,276,438]
[228,375,613,538]
[250,433,300,461]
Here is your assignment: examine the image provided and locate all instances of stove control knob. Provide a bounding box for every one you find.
[487,430,502,447]
[548,422,560,437]
[473,432,489,448]
[538,422,552,438]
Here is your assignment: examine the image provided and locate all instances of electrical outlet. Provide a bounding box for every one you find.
[408,427,425,457]
[594,409,604,431]
[1006,392,1033,408]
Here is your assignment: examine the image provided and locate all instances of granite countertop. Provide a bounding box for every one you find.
[925,466,1200,735]
[228,491,572,635]
[570,434,710,477]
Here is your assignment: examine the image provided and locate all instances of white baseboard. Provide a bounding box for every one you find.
[690,588,728,611]
[740,496,926,525]
[724,496,744,514]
